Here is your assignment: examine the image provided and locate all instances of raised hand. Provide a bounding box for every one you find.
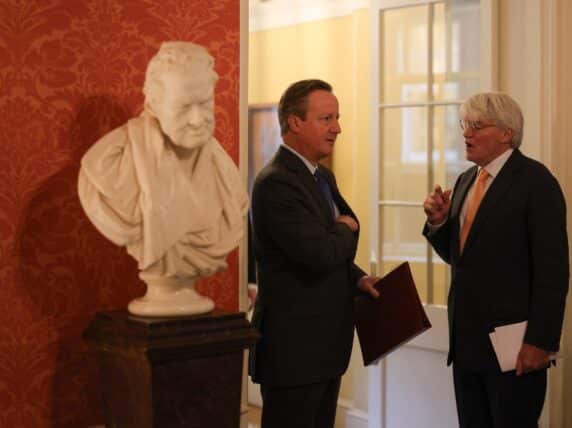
[423,185,452,225]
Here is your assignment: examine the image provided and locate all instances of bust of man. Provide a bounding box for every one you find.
[78,41,248,316]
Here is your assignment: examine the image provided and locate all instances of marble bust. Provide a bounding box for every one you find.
[78,41,248,316]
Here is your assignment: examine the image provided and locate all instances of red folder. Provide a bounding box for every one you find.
[354,262,431,365]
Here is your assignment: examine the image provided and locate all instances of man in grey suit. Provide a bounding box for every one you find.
[249,79,379,428]
[423,92,569,428]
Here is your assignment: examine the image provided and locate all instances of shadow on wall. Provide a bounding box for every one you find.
[16,95,144,427]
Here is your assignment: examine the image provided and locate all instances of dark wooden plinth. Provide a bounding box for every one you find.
[84,309,259,428]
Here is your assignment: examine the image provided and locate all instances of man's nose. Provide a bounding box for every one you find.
[463,127,473,138]
[331,119,341,134]
[188,105,203,127]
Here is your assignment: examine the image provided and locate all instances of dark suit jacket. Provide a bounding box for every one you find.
[249,146,365,387]
[424,149,569,371]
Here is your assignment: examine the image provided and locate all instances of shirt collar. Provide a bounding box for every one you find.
[481,148,513,178]
[282,143,318,175]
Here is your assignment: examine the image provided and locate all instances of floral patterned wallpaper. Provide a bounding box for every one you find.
[0,1,240,426]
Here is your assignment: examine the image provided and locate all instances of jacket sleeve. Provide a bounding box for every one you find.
[421,173,464,265]
[323,166,368,286]
[423,220,453,265]
[252,173,358,275]
[524,167,569,351]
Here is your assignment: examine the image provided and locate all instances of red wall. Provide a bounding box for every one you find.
[0,1,240,426]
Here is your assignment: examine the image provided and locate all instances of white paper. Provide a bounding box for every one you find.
[489,321,560,372]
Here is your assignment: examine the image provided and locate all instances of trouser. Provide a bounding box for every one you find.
[453,364,547,428]
[260,377,341,428]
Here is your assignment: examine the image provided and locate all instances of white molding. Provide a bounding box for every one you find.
[345,408,369,428]
[538,2,559,427]
[249,0,369,32]
[240,1,250,424]
[368,3,383,426]
[371,0,444,10]
[368,1,496,427]
[368,0,381,283]
[539,0,556,168]
[239,0,249,315]
[338,398,369,428]
[481,0,499,90]
[337,397,354,410]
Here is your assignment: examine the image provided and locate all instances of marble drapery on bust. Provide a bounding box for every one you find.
[78,41,248,316]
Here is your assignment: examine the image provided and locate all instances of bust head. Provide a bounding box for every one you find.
[144,42,219,149]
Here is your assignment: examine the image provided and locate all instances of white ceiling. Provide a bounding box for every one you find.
[249,0,369,32]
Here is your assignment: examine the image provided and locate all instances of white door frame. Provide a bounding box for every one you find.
[367,1,498,426]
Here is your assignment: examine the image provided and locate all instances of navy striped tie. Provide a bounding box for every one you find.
[314,169,335,218]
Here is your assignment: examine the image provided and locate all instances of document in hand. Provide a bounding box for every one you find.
[354,262,431,366]
[489,321,560,372]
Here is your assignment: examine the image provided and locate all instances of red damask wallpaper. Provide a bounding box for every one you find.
[0,1,240,426]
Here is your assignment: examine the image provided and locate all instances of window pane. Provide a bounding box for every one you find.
[430,104,470,305]
[380,107,428,202]
[432,105,471,190]
[381,6,428,104]
[433,1,481,101]
[379,203,450,305]
[380,206,428,302]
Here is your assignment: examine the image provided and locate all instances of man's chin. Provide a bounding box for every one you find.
[174,136,210,149]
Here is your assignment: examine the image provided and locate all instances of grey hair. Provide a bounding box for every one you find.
[143,41,218,105]
[459,92,524,148]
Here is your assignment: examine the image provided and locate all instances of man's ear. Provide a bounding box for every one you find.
[501,128,514,145]
[288,114,302,133]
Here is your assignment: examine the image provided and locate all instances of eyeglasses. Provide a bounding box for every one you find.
[459,120,496,132]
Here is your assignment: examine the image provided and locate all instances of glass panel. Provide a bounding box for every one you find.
[380,107,428,202]
[432,105,472,189]
[381,6,428,104]
[380,206,428,302]
[429,104,471,305]
[433,0,481,101]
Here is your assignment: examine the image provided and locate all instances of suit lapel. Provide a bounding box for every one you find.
[450,166,477,261]
[451,166,478,220]
[275,147,334,223]
[461,150,523,255]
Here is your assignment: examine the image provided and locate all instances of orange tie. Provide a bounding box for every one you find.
[460,168,489,253]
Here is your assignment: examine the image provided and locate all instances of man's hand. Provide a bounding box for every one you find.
[357,275,380,298]
[515,343,552,376]
[336,215,358,232]
[423,185,452,225]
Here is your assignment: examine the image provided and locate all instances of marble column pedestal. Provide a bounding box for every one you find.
[84,310,259,428]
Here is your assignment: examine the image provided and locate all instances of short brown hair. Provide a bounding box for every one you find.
[278,79,332,135]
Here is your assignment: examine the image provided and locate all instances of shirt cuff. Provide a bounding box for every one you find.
[425,220,445,235]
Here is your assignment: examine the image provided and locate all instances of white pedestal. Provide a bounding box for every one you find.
[128,276,214,317]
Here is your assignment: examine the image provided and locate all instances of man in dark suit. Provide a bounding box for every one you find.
[249,79,379,428]
[423,92,569,428]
